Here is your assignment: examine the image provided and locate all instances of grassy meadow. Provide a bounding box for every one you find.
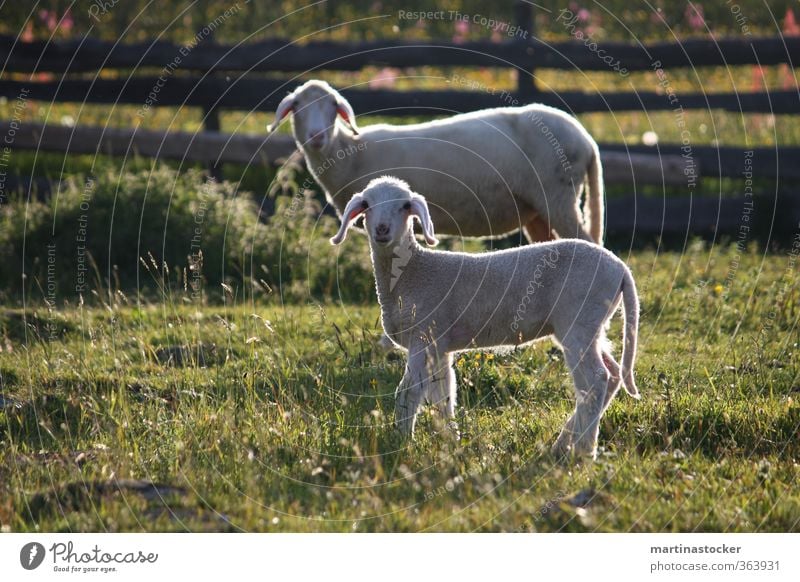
[1,242,799,532]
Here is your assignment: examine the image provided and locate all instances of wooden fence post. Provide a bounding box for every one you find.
[515,1,537,99]
[203,103,223,181]
[201,28,224,181]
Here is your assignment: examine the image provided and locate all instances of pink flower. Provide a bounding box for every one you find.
[38,9,58,32]
[684,4,705,31]
[369,67,399,89]
[61,9,74,34]
[780,64,795,89]
[783,8,800,36]
[21,21,34,42]
[577,9,590,22]
[751,65,765,91]
[452,20,470,44]
[650,9,665,25]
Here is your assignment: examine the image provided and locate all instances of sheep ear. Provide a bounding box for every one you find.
[267,92,295,132]
[409,194,438,246]
[335,94,359,135]
[330,194,366,245]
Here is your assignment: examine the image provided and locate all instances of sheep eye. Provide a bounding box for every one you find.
[402,202,412,211]
[361,200,369,210]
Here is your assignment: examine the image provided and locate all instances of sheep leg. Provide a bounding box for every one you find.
[426,353,456,416]
[522,214,556,243]
[553,341,609,460]
[601,350,622,412]
[394,345,428,436]
[548,191,595,242]
[426,352,460,436]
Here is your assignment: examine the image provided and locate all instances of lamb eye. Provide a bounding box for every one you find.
[402,202,411,210]
[361,201,369,210]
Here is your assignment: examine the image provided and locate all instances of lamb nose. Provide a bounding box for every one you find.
[376,224,389,235]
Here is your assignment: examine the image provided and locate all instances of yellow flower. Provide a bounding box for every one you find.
[713,284,724,295]
[475,353,482,360]
[486,353,494,361]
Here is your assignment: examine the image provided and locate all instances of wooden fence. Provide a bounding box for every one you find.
[1,2,798,240]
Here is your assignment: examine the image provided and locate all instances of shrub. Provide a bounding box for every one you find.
[0,165,374,304]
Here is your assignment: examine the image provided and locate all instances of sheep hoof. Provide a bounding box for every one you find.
[551,438,598,464]
[442,419,461,441]
[394,417,416,439]
[550,440,573,463]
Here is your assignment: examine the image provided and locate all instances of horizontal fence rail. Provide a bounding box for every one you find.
[6,122,800,181]
[1,78,798,115]
[0,121,695,185]
[605,193,800,238]
[6,121,800,182]
[2,34,800,73]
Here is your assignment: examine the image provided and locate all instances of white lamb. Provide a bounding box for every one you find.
[330,176,640,459]
[269,79,604,244]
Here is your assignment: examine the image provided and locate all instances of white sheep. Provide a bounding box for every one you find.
[330,177,640,459]
[269,79,605,244]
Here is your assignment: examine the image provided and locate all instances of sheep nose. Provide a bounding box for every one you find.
[376,224,389,236]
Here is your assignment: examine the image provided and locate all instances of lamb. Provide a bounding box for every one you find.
[330,176,640,459]
[269,79,605,244]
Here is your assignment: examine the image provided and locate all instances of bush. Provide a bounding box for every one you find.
[0,165,374,304]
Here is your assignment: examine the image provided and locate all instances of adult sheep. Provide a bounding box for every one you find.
[267,80,604,244]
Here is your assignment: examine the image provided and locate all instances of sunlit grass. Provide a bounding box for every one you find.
[1,243,798,532]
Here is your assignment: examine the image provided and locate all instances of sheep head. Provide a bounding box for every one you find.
[330,176,438,247]
[267,80,359,150]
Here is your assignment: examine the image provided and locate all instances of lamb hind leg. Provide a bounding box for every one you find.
[601,351,622,412]
[553,341,609,460]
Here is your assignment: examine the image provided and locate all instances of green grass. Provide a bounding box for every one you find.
[1,242,799,532]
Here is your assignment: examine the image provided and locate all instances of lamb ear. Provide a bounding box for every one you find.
[335,93,359,135]
[409,193,438,246]
[330,194,366,245]
[267,92,296,132]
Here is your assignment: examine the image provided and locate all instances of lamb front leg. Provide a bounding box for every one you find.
[427,352,460,437]
[394,344,428,436]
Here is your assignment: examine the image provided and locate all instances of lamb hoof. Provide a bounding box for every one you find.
[394,416,416,439]
[441,419,461,441]
[551,439,573,463]
[551,439,597,464]
[551,431,573,457]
